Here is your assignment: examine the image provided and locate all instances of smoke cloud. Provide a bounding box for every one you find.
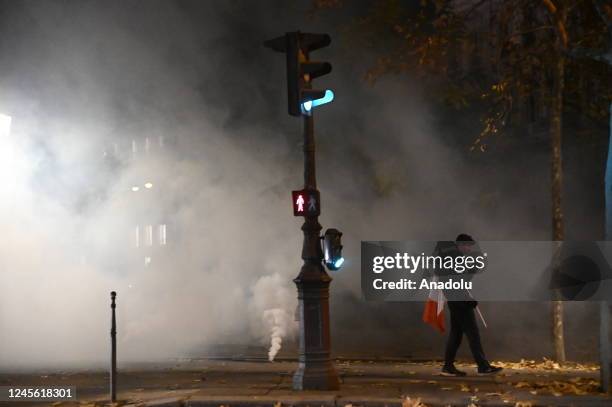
[250,273,297,361]
[0,0,603,370]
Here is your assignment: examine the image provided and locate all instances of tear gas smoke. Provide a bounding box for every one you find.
[263,308,292,361]
[0,0,602,369]
[250,274,297,361]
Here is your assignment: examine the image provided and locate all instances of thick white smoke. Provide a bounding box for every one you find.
[0,0,599,369]
[0,1,306,369]
[249,274,297,361]
[263,308,292,361]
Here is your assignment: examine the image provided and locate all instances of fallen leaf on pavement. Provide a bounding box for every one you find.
[514,381,530,389]
[492,358,597,372]
[511,378,600,395]
[402,396,426,407]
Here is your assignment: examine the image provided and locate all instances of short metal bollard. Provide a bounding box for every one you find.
[110,291,117,402]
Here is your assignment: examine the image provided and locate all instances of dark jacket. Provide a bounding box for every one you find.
[432,240,484,304]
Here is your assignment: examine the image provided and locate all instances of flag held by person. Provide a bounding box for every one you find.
[423,277,446,333]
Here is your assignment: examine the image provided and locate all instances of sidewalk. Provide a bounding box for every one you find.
[1,358,609,407]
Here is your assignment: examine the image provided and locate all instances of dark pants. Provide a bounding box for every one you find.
[444,301,488,368]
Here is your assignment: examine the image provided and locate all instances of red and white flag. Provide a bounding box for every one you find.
[422,277,446,333]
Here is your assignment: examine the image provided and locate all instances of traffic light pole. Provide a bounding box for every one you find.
[264,30,338,390]
[292,112,339,391]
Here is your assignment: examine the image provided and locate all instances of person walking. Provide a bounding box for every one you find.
[434,234,503,377]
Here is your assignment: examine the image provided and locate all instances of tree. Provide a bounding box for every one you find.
[542,0,568,364]
[315,0,611,362]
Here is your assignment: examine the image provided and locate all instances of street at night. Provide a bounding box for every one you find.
[0,358,608,406]
[0,1,610,406]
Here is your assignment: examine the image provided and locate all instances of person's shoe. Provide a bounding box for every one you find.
[441,365,467,377]
[477,365,503,375]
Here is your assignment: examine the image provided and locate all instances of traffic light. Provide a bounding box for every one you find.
[322,228,344,271]
[301,90,334,114]
[264,31,334,116]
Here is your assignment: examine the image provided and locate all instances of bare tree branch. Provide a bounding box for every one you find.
[542,0,558,14]
[594,0,612,65]
[542,0,569,47]
[565,47,612,65]
[462,0,489,18]
[564,0,612,66]
[502,25,555,43]
[592,0,612,27]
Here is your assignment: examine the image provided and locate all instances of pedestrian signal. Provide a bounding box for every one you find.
[292,190,320,217]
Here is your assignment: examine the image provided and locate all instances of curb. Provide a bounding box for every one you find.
[127,395,611,407]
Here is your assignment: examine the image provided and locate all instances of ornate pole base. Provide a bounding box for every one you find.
[292,264,339,391]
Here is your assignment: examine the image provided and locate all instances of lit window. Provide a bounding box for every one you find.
[158,224,167,245]
[0,113,12,137]
[145,225,153,246]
